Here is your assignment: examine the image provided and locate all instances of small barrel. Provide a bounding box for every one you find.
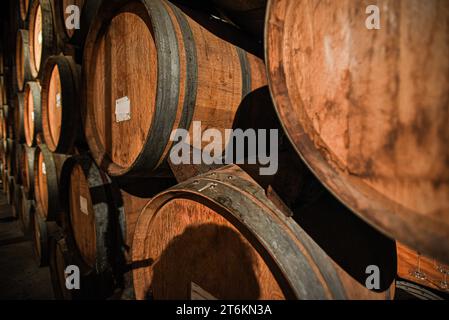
[28,0,59,78]
[19,186,35,236]
[132,165,395,300]
[31,207,53,266]
[41,55,81,153]
[21,145,36,199]
[16,29,32,91]
[14,92,26,143]
[34,144,69,221]
[83,0,267,178]
[5,139,16,179]
[7,176,16,207]
[24,81,42,147]
[265,0,449,264]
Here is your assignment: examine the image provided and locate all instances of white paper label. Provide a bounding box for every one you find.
[56,93,62,108]
[42,162,46,175]
[190,282,217,300]
[80,196,88,215]
[115,96,131,122]
[31,111,35,121]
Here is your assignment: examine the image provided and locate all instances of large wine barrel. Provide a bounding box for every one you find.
[41,55,81,153]
[19,0,33,24]
[16,29,32,91]
[83,0,267,178]
[132,165,395,300]
[14,92,26,143]
[24,81,42,147]
[34,144,69,221]
[21,145,36,199]
[53,0,102,47]
[28,0,59,78]
[265,0,449,264]
[19,186,35,236]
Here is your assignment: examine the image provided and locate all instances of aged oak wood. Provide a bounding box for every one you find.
[132,165,395,300]
[265,0,449,263]
[41,55,81,153]
[83,0,267,178]
[14,92,26,143]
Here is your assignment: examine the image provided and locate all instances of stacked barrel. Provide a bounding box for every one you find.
[0,0,447,300]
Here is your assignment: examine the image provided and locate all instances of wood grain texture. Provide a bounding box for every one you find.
[21,145,36,199]
[397,242,449,294]
[266,0,449,263]
[83,0,267,178]
[20,0,32,22]
[132,165,395,300]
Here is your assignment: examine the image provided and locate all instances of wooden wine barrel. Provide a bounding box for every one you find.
[20,0,33,24]
[265,0,449,264]
[212,0,267,38]
[13,141,23,184]
[53,0,102,47]
[58,155,170,299]
[28,0,59,78]
[0,77,7,106]
[24,81,42,147]
[16,29,32,91]
[1,167,8,195]
[397,242,449,294]
[83,0,267,178]
[41,55,81,153]
[132,165,395,300]
[19,186,35,236]
[21,145,36,199]
[34,144,69,221]
[14,92,26,143]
